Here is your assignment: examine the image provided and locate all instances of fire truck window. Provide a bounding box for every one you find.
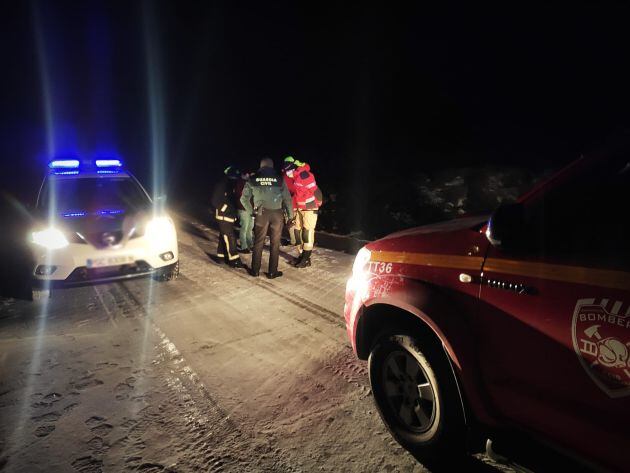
[526,159,629,271]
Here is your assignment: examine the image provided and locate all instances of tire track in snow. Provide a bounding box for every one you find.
[182,221,344,328]
[108,281,298,472]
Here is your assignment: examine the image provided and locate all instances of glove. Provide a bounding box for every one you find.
[287,217,296,226]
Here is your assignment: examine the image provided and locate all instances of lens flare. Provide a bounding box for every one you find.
[143,0,167,216]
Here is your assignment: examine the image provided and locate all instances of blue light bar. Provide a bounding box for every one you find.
[97,209,124,215]
[49,159,80,169]
[62,211,87,218]
[95,159,122,168]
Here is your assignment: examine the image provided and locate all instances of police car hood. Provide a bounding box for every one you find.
[53,208,151,248]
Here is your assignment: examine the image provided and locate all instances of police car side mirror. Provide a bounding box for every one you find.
[486,202,524,251]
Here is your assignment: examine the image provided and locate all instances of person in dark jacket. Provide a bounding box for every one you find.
[235,171,254,253]
[211,165,244,268]
[240,158,293,279]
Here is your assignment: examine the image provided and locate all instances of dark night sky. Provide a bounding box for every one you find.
[2,2,630,218]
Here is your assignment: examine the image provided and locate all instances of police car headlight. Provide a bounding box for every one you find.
[352,247,372,277]
[31,228,69,250]
[145,216,176,246]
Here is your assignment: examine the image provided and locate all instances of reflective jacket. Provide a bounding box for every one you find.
[293,163,322,210]
[211,177,238,223]
[282,172,298,210]
[240,167,294,219]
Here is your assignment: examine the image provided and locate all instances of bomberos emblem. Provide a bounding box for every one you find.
[572,298,630,398]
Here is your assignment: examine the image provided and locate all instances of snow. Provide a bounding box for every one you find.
[0,219,511,472]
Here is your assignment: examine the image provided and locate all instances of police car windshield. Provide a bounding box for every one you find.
[39,177,151,213]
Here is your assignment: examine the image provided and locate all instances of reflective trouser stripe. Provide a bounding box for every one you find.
[221,204,228,212]
[223,234,239,260]
[302,228,315,250]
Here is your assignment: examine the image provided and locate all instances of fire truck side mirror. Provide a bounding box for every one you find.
[486,202,525,251]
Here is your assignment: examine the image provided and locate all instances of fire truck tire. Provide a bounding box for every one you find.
[368,332,466,464]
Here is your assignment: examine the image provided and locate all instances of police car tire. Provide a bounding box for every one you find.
[154,261,179,282]
[368,332,466,463]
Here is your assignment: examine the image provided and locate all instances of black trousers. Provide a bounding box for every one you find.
[252,209,284,274]
[217,220,240,263]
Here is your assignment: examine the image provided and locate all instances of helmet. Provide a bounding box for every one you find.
[282,161,297,173]
[224,165,240,179]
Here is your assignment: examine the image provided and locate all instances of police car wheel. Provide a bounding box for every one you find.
[153,261,179,282]
[368,333,466,462]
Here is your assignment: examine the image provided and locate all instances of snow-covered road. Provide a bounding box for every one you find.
[0,219,510,472]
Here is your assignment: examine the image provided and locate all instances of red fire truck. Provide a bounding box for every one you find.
[344,152,629,471]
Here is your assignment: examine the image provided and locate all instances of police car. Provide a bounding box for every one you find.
[29,159,179,297]
[344,151,629,471]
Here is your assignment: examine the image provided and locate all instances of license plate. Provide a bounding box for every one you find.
[86,255,135,268]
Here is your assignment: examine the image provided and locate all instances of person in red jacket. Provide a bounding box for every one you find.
[291,160,322,268]
[282,156,300,246]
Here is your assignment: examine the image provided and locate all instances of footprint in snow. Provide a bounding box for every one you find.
[34,425,55,437]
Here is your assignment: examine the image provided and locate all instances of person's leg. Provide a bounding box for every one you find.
[238,210,248,250]
[295,210,318,268]
[225,222,243,266]
[288,210,298,245]
[291,210,305,265]
[268,210,284,274]
[245,213,254,250]
[251,211,270,275]
[301,210,318,251]
[294,210,304,249]
[216,221,226,262]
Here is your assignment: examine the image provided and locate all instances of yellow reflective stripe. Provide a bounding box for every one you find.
[221,204,228,212]
[373,251,630,290]
[484,258,630,291]
[370,251,483,271]
[215,208,235,222]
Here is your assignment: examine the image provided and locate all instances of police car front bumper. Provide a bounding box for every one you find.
[29,235,179,284]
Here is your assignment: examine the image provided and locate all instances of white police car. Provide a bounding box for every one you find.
[29,159,179,297]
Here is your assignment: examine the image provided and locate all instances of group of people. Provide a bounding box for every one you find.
[210,156,322,279]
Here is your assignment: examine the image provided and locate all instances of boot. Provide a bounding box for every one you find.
[294,250,312,268]
[291,251,304,266]
[228,259,244,268]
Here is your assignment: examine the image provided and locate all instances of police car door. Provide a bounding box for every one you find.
[478,156,630,470]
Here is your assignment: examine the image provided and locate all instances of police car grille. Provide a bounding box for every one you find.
[86,231,124,248]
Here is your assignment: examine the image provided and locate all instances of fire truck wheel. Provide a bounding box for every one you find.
[368,332,466,463]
